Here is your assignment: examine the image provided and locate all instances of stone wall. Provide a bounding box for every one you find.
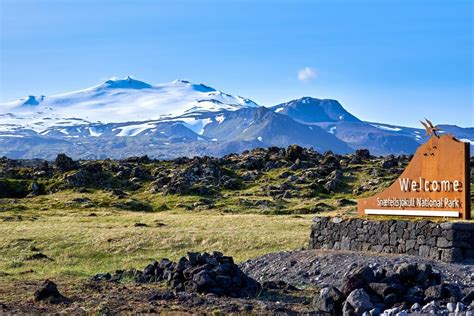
[309,217,474,263]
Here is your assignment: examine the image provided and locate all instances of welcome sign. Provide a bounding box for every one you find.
[358,127,471,219]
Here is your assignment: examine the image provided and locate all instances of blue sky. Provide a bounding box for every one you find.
[1,0,472,127]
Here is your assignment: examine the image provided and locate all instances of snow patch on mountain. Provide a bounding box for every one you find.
[215,114,225,124]
[113,122,157,137]
[0,134,24,138]
[370,123,402,132]
[198,118,213,135]
[88,127,103,137]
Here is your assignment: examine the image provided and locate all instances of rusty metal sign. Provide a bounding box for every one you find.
[358,120,471,219]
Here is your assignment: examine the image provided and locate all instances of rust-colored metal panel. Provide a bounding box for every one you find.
[358,135,471,219]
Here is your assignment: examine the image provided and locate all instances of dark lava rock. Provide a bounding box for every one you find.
[355,149,371,160]
[308,260,453,314]
[286,144,305,162]
[380,155,398,169]
[335,198,357,207]
[93,251,261,298]
[244,251,472,314]
[395,263,418,280]
[55,153,78,172]
[34,280,68,304]
[345,288,373,314]
[424,285,448,302]
[134,222,148,227]
[341,266,375,294]
[26,252,52,261]
[462,289,474,305]
[368,282,394,298]
[314,286,346,314]
[383,292,399,307]
[110,189,128,199]
[324,169,343,193]
[154,220,166,227]
[111,199,153,212]
[63,162,108,188]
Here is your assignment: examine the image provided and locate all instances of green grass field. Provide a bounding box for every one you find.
[0,192,317,283]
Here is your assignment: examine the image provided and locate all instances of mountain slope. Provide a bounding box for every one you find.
[201,107,352,154]
[271,97,360,123]
[310,121,421,155]
[0,76,258,134]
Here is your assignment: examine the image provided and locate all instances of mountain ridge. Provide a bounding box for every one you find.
[1,77,472,159]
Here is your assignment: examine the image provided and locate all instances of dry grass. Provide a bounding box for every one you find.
[0,193,313,283]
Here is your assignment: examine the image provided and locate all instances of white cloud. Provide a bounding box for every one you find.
[297,67,317,83]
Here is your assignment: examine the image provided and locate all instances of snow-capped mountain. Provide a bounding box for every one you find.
[270,97,473,155]
[0,76,258,135]
[0,78,472,159]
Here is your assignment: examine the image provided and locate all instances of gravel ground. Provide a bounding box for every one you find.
[240,249,474,289]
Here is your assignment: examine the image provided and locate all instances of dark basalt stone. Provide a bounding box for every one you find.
[341,266,375,294]
[34,280,69,304]
[92,251,261,298]
[311,262,455,314]
[314,286,346,314]
[55,153,78,172]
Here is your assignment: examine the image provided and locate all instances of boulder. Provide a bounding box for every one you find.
[324,170,343,193]
[355,149,371,160]
[286,144,305,162]
[461,289,474,305]
[368,282,394,298]
[346,289,374,314]
[424,285,443,302]
[395,263,417,280]
[342,300,355,316]
[342,266,375,294]
[380,156,398,169]
[421,301,440,313]
[314,286,346,314]
[383,293,398,307]
[404,286,424,305]
[55,153,78,172]
[34,280,68,304]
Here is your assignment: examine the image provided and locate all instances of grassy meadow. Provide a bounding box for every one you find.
[0,191,319,283]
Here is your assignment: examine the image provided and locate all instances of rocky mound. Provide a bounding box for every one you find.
[92,252,261,298]
[242,250,474,315]
[0,145,415,200]
[314,262,471,315]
